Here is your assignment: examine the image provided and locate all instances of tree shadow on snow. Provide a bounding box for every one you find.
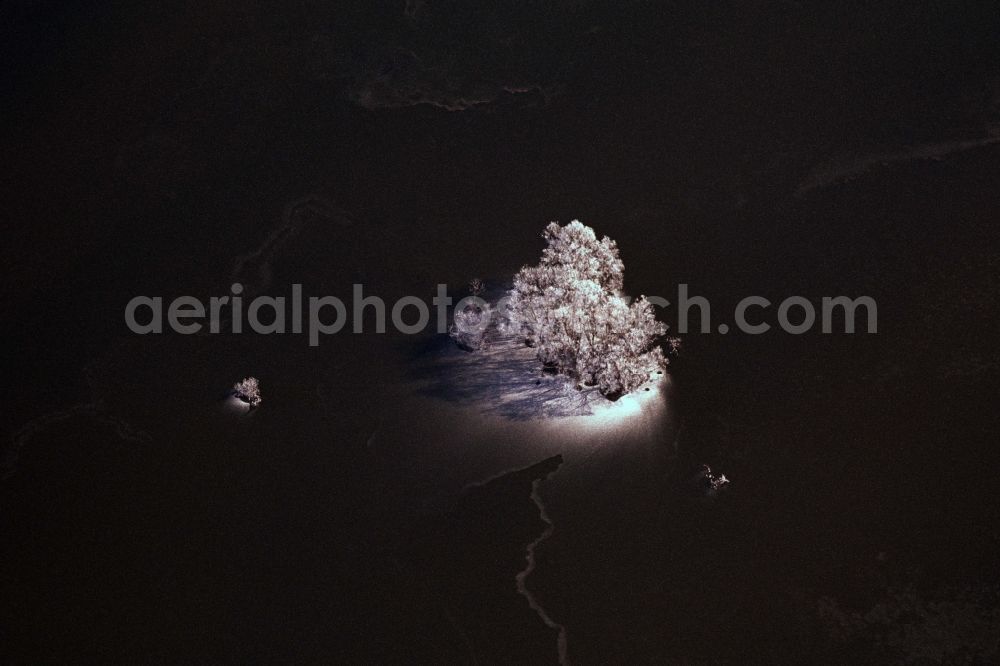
[407,336,612,421]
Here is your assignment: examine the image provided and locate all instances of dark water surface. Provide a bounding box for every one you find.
[4,2,1000,663]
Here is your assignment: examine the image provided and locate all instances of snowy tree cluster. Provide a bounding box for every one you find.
[450,300,492,351]
[449,279,493,351]
[233,377,262,407]
[506,221,667,398]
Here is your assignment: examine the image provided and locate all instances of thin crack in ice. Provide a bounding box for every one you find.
[516,473,570,666]
[796,126,1000,196]
[3,403,150,480]
[230,194,350,292]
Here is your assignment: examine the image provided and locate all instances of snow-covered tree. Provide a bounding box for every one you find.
[506,220,667,397]
[450,301,492,351]
[233,377,262,407]
[449,280,492,351]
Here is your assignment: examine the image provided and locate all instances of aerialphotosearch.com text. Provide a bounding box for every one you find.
[125,283,878,346]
